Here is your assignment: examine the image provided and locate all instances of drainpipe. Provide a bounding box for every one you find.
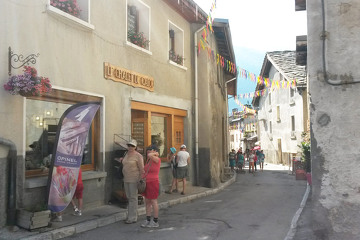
[0,137,17,226]
[225,77,237,154]
[194,25,205,186]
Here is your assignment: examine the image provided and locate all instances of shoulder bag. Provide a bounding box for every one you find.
[137,159,151,194]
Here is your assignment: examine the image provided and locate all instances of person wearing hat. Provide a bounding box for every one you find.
[121,139,144,224]
[165,147,178,194]
[175,144,190,195]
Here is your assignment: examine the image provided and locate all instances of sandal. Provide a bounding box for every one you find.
[181,192,185,195]
[165,190,172,194]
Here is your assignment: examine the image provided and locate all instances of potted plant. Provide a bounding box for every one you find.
[3,66,52,97]
[169,50,184,65]
[298,131,311,184]
[127,30,150,49]
[17,203,51,230]
[50,0,81,18]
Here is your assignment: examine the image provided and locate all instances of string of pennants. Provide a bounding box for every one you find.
[198,2,297,93]
[199,0,298,113]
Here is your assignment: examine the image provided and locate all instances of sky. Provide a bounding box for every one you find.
[194,0,307,112]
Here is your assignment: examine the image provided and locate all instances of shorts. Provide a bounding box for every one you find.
[74,183,84,199]
[229,160,236,167]
[142,179,159,200]
[176,166,188,179]
[238,162,244,167]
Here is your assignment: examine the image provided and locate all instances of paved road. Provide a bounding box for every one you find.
[65,164,307,240]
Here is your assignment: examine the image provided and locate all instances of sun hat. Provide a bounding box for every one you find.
[180,144,186,149]
[127,139,137,147]
[170,147,176,154]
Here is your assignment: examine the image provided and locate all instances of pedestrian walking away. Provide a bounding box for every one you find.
[176,144,190,195]
[141,145,161,228]
[229,149,236,172]
[121,139,144,224]
[259,150,265,172]
[165,147,178,194]
[248,150,255,174]
[236,150,245,173]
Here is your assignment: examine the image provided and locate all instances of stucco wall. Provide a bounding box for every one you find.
[196,28,228,188]
[0,0,196,227]
[308,0,360,238]
[257,66,304,165]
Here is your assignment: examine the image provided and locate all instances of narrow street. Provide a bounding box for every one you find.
[65,164,307,240]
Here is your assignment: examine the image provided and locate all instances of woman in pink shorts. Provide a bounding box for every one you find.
[141,145,161,228]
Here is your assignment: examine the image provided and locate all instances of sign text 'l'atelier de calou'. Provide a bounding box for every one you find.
[104,62,154,92]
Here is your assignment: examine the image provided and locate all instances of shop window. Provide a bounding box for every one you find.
[168,21,184,66]
[47,0,94,30]
[25,89,101,177]
[127,0,150,51]
[131,101,186,162]
[151,114,168,158]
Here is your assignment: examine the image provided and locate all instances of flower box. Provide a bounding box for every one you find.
[169,50,184,65]
[50,0,81,18]
[16,209,51,230]
[3,66,52,96]
[127,30,150,49]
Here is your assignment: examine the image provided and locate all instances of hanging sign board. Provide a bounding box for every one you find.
[104,62,154,92]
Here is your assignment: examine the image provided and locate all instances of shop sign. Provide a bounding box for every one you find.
[104,62,154,92]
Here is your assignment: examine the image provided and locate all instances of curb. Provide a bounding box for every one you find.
[284,182,311,240]
[22,174,237,240]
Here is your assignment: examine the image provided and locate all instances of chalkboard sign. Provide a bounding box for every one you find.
[132,122,144,154]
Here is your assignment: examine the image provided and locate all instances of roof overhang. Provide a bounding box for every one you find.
[163,0,208,23]
[213,18,237,97]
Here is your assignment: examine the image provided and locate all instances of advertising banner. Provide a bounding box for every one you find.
[47,102,100,212]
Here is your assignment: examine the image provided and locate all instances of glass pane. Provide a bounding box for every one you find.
[25,99,92,171]
[151,115,167,158]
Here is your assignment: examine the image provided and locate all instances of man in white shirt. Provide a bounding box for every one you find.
[175,144,190,195]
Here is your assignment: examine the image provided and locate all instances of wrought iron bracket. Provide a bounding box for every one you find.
[8,46,40,76]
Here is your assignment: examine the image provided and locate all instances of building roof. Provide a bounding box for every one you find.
[265,51,306,87]
[252,50,306,106]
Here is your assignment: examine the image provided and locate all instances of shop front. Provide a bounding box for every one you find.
[22,88,106,211]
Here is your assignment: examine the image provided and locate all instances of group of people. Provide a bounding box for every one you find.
[120,139,189,228]
[165,144,190,195]
[229,147,265,174]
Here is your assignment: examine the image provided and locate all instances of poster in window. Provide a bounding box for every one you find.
[47,102,100,212]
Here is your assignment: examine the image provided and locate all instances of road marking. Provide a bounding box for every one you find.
[204,200,222,203]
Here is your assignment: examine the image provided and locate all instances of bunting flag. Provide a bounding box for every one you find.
[234,96,257,114]
[196,1,299,87]
[236,79,296,99]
